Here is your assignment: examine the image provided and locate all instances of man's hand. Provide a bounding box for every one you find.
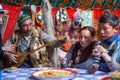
[4,44,17,52]
[5,52,18,63]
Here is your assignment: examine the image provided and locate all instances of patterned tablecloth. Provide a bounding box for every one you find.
[2,68,110,80]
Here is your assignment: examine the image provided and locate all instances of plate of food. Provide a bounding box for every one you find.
[101,76,112,80]
[32,68,78,80]
[110,71,120,80]
[3,66,18,73]
[101,71,120,80]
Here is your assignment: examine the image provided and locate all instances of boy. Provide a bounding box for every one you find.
[88,10,120,73]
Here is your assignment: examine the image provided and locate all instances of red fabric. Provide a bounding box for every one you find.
[67,9,76,20]
[93,10,104,19]
[93,10,120,19]
[7,0,13,3]
[119,31,120,35]
[2,4,23,43]
[52,8,58,21]
[18,0,23,3]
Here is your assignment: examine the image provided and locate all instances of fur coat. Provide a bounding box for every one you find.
[10,27,52,68]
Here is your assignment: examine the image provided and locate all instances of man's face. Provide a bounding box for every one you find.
[19,19,33,36]
[0,12,4,24]
[99,23,117,41]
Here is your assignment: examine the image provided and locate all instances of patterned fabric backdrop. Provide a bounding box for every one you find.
[2,0,120,9]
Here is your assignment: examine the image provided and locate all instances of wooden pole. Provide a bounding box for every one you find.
[42,0,60,67]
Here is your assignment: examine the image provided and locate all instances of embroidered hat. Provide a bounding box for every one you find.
[18,14,31,24]
[0,4,9,14]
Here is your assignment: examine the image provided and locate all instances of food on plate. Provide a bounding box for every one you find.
[38,70,71,78]
[3,66,18,73]
[110,71,120,80]
[101,48,107,53]
[32,68,77,79]
[10,66,18,70]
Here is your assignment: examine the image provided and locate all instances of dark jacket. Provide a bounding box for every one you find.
[61,41,97,69]
[0,33,4,60]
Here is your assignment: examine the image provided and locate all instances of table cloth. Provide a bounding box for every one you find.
[2,68,110,80]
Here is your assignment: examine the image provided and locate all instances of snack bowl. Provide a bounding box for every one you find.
[3,66,18,73]
[110,71,120,80]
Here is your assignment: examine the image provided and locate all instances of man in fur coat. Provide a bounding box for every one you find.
[4,14,66,68]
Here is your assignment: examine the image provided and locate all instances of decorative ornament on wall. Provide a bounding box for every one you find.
[82,11,93,27]
[36,9,44,26]
[72,9,83,29]
[2,0,118,9]
[56,8,69,24]
[52,0,58,8]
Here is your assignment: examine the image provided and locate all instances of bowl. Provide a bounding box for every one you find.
[3,66,18,73]
[110,71,120,80]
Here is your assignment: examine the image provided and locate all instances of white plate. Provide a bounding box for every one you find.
[3,68,19,73]
[32,68,77,80]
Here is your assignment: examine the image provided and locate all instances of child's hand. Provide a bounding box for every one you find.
[92,45,107,57]
[88,64,99,74]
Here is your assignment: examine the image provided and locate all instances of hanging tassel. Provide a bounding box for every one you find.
[102,0,108,9]
[74,0,79,8]
[38,0,42,8]
[68,0,74,8]
[26,0,30,5]
[13,0,17,3]
[113,0,120,10]
[91,0,97,9]
[52,0,58,8]
[18,0,23,5]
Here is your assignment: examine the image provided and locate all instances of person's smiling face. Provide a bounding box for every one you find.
[79,29,93,48]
